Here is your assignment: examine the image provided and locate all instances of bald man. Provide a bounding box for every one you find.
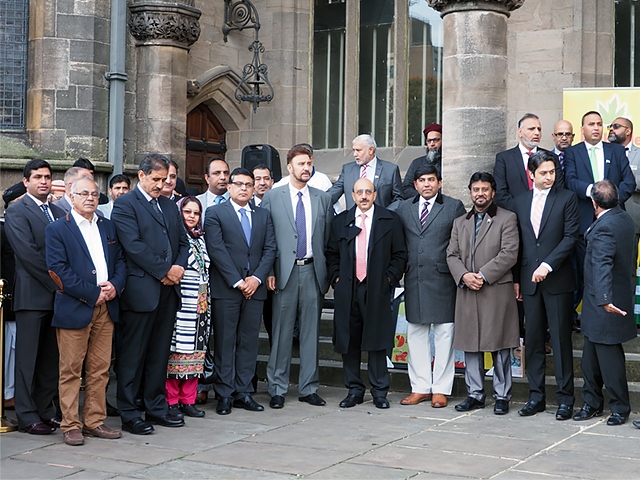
[326,178,407,409]
[551,120,575,170]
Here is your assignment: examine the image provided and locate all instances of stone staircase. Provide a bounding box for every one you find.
[256,305,640,407]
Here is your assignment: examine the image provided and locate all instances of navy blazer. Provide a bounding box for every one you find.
[46,213,126,329]
[204,200,276,301]
[564,141,636,233]
[111,188,189,312]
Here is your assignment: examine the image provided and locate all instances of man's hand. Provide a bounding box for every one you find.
[99,281,117,301]
[514,283,522,301]
[531,265,549,283]
[603,303,627,316]
[240,277,260,299]
[462,272,484,291]
[165,265,185,284]
[95,288,109,306]
[267,276,276,291]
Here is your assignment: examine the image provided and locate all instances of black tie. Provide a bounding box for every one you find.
[151,198,172,262]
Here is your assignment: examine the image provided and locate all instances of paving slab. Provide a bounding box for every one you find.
[512,450,640,479]
[307,462,419,479]
[0,434,59,459]
[9,447,145,474]
[123,459,295,479]
[0,457,82,479]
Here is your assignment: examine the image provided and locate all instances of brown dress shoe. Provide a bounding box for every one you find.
[82,424,122,439]
[431,394,448,408]
[400,393,432,405]
[63,429,84,446]
[195,390,208,405]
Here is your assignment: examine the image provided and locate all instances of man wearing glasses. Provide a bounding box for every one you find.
[551,120,575,170]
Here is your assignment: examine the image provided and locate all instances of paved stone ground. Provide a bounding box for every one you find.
[1,384,639,479]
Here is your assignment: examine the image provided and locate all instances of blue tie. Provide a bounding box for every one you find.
[239,208,251,245]
[295,191,307,258]
[41,204,54,223]
[214,195,226,205]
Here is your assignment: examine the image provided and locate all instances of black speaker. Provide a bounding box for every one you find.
[241,144,283,182]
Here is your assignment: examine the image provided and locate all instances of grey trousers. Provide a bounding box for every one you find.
[464,349,512,402]
[267,263,323,397]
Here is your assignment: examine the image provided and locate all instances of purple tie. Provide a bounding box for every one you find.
[295,192,307,258]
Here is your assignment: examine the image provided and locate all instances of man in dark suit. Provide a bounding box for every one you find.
[401,123,443,199]
[327,134,403,209]
[262,145,333,409]
[513,151,579,420]
[4,159,65,434]
[564,111,636,322]
[111,153,189,434]
[45,176,126,446]
[326,178,407,409]
[396,164,465,408]
[551,120,575,170]
[204,167,276,415]
[573,180,636,426]
[494,113,564,211]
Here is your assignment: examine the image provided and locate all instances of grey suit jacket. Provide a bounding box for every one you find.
[260,184,333,294]
[53,195,72,213]
[327,158,403,209]
[624,143,640,234]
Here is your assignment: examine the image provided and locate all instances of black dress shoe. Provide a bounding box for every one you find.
[179,403,205,417]
[339,393,364,408]
[518,400,546,417]
[233,395,264,412]
[573,404,603,421]
[494,399,509,415]
[373,397,390,409]
[555,404,574,421]
[216,397,233,415]
[23,421,56,435]
[299,393,326,406]
[43,417,62,429]
[606,412,629,426]
[168,404,185,419]
[145,412,185,427]
[455,397,485,412]
[269,395,285,409]
[633,420,640,429]
[106,400,120,417]
[121,418,154,435]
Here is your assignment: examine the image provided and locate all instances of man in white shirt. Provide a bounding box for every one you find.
[197,158,230,221]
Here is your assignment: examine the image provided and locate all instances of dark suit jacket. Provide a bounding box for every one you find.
[111,187,189,312]
[4,196,64,311]
[582,206,636,344]
[326,206,407,354]
[564,141,635,233]
[204,201,276,301]
[0,218,16,321]
[53,196,72,214]
[401,154,442,199]
[327,158,403,209]
[513,186,579,295]
[494,145,564,211]
[45,213,126,328]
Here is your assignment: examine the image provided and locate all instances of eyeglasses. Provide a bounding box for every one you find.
[231,181,254,189]
[607,123,628,130]
[182,208,201,216]
[553,132,574,138]
[426,138,441,143]
[73,191,99,198]
[354,189,374,195]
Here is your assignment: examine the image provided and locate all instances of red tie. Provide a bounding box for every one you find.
[360,164,367,179]
[356,214,367,282]
[525,151,533,190]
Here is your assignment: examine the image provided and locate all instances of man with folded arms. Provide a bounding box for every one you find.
[46,176,126,445]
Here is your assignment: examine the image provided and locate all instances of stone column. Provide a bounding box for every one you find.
[128,0,201,168]
[428,0,523,202]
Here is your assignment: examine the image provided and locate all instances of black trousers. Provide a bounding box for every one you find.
[116,286,178,422]
[342,281,389,398]
[581,337,631,416]
[14,310,59,429]
[523,288,575,405]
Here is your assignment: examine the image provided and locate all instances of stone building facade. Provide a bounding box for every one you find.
[0,0,634,201]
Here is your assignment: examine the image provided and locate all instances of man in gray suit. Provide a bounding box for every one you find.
[262,145,333,409]
[327,134,403,210]
[53,166,93,213]
[396,164,465,408]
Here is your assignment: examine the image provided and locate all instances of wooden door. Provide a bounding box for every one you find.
[186,105,227,192]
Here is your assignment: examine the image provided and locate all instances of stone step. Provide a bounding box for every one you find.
[255,355,640,406]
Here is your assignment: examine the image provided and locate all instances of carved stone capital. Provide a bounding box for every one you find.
[427,0,524,17]
[128,1,202,49]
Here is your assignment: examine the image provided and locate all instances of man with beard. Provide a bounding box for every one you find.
[551,120,575,171]
[447,172,520,414]
[251,164,274,207]
[197,157,230,222]
[402,123,442,199]
[494,113,564,211]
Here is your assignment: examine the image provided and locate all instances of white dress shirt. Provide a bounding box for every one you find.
[360,157,378,182]
[70,209,109,285]
[519,143,538,171]
[530,187,553,273]
[289,183,313,259]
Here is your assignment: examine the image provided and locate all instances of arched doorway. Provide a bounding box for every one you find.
[186,104,227,192]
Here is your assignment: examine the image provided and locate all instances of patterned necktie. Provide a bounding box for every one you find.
[41,204,54,223]
[589,146,599,182]
[420,201,430,227]
[360,164,367,179]
[558,152,564,169]
[531,192,544,238]
[295,191,307,258]
[474,211,485,240]
[525,151,533,190]
[239,208,251,245]
[356,213,368,282]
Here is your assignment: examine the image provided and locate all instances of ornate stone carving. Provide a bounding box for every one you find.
[128,2,202,48]
[186,79,201,98]
[427,0,524,16]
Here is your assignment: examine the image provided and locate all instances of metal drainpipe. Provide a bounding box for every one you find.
[105,0,128,175]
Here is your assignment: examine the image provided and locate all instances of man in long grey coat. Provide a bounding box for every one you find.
[396,164,465,408]
[447,172,520,415]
